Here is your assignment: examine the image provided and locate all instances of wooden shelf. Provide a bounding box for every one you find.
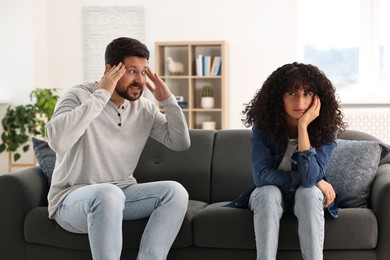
[155,41,228,130]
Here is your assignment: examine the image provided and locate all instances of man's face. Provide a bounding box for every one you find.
[110,56,148,101]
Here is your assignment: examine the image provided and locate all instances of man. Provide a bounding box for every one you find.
[46,37,191,260]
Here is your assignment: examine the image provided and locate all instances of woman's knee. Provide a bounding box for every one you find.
[295,186,323,202]
[250,185,283,209]
[295,186,323,210]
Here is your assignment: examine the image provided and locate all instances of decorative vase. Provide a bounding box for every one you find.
[201,97,214,109]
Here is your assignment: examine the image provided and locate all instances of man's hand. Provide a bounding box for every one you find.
[145,68,171,101]
[316,179,336,208]
[93,62,126,94]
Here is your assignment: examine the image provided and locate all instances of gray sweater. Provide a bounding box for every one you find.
[46,83,190,218]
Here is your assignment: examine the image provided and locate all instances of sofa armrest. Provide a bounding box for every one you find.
[0,166,49,259]
[371,163,390,260]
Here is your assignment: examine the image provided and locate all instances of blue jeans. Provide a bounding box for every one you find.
[53,181,189,260]
[249,185,324,260]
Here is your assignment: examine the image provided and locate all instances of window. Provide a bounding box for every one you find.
[298,0,389,104]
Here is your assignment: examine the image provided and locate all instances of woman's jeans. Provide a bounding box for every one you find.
[53,181,189,260]
[249,185,325,260]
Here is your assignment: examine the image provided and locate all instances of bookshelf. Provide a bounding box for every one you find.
[155,41,228,130]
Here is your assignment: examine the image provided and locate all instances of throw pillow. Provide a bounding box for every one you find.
[32,137,56,186]
[325,139,390,208]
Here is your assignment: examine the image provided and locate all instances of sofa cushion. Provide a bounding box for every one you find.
[193,203,377,250]
[193,202,255,249]
[32,138,55,186]
[24,200,207,250]
[326,139,390,208]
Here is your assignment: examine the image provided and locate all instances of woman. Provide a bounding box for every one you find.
[228,62,346,260]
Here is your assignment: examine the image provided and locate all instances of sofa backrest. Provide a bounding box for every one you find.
[210,129,253,203]
[134,128,383,204]
[209,129,383,203]
[338,129,381,142]
[134,129,215,202]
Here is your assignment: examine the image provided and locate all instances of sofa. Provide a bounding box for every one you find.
[1,129,390,260]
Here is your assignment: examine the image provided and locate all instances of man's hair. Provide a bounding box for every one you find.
[105,37,150,66]
[243,62,346,146]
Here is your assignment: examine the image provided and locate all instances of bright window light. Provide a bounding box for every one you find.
[298,0,389,104]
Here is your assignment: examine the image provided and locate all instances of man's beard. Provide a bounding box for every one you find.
[116,84,144,101]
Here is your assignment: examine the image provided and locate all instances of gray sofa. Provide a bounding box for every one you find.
[1,129,390,260]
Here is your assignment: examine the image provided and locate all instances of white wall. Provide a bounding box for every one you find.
[2,0,299,172]
[10,0,390,173]
[0,0,298,173]
[1,0,298,127]
[0,0,36,173]
[33,0,298,129]
[0,0,35,105]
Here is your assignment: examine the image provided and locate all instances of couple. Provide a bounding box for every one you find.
[47,37,344,260]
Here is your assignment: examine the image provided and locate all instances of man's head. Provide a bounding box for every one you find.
[105,37,149,66]
[105,37,150,101]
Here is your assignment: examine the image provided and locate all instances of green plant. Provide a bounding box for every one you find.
[201,86,214,97]
[0,88,59,161]
[30,88,59,138]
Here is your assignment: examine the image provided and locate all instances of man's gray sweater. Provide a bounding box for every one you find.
[46,83,190,218]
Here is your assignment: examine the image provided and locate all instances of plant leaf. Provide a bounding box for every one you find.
[23,144,30,152]
[0,143,5,153]
[13,153,21,162]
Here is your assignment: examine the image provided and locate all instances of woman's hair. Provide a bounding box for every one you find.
[243,62,346,147]
[105,37,150,66]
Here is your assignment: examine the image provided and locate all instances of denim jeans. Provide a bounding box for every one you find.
[53,181,189,260]
[249,185,324,260]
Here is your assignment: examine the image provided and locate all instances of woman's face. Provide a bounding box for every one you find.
[282,87,314,123]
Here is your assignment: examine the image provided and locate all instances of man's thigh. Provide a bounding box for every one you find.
[121,181,178,220]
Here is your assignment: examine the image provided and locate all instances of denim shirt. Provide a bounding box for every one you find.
[226,126,339,218]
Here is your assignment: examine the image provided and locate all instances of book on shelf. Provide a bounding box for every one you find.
[203,55,211,76]
[211,56,222,76]
[196,55,221,76]
[196,54,203,76]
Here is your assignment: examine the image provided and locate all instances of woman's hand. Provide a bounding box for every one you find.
[299,95,321,128]
[316,179,336,208]
[297,95,321,151]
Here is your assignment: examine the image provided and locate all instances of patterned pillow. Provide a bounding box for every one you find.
[32,137,56,186]
[326,139,390,208]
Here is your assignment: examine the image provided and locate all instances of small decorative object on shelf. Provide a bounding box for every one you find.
[202,121,216,130]
[175,96,187,108]
[201,86,214,109]
[166,56,184,75]
[175,95,184,102]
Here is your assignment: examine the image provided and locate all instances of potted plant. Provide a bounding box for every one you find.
[0,88,59,161]
[200,86,214,109]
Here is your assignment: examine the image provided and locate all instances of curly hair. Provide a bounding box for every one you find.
[243,62,346,147]
[105,37,150,66]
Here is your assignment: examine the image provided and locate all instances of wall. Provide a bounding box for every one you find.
[0,0,36,173]
[0,0,35,104]
[0,0,389,173]
[3,0,298,172]
[34,0,298,129]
